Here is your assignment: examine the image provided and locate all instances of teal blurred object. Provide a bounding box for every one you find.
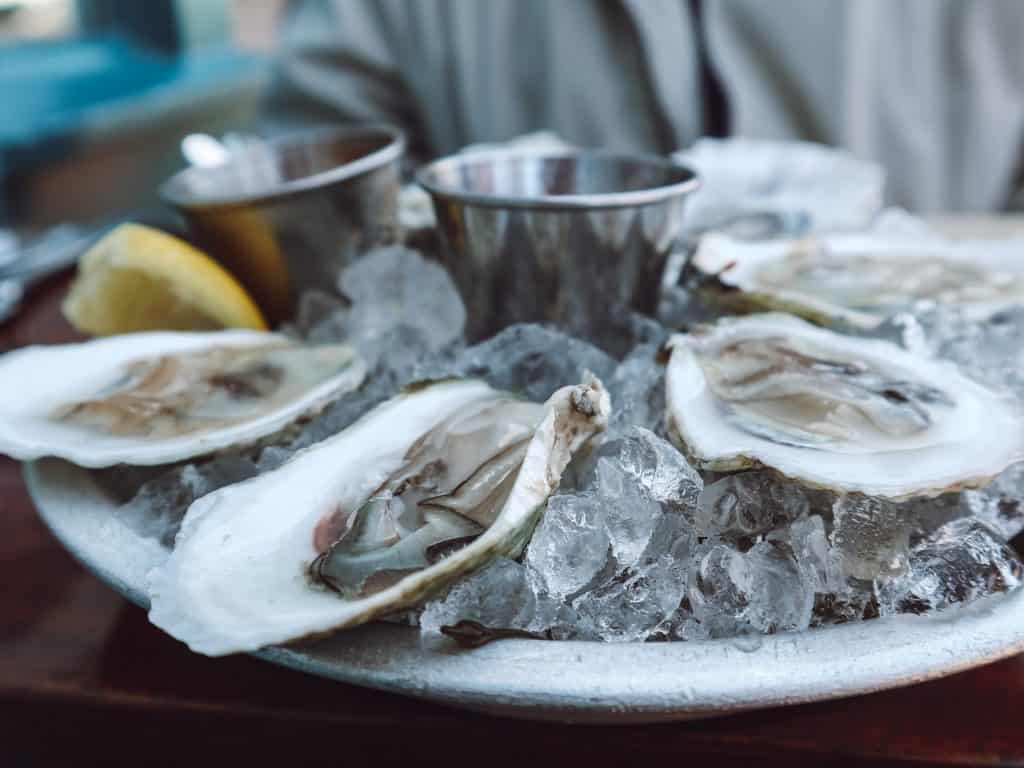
[0,35,268,227]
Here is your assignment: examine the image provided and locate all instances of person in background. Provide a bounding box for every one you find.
[265,0,1024,212]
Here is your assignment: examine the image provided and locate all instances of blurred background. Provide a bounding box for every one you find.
[0,0,284,229]
[6,0,1023,234]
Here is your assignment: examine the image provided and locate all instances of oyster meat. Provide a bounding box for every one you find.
[665,313,1024,497]
[0,330,364,467]
[691,232,1024,328]
[147,374,609,655]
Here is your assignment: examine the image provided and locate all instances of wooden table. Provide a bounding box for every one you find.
[4,273,1024,768]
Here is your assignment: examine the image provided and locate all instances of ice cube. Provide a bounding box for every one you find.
[775,514,833,594]
[801,510,882,627]
[742,540,815,633]
[607,343,667,434]
[595,426,702,516]
[961,462,1024,540]
[644,505,696,565]
[831,495,911,582]
[360,324,441,383]
[571,555,687,642]
[294,290,348,343]
[419,558,569,638]
[587,428,702,567]
[595,309,669,359]
[688,539,814,636]
[524,492,612,599]
[293,247,466,399]
[878,518,1023,615]
[902,492,969,542]
[697,471,811,538]
[452,324,617,402]
[689,543,751,617]
[524,427,698,618]
[595,456,664,567]
[336,245,466,362]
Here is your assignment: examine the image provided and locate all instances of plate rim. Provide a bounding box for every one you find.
[24,457,1024,724]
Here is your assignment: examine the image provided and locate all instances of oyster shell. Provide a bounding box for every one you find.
[665,313,1024,498]
[0,330,364,467]
[147,374,609,655]
[691,232,1024,328]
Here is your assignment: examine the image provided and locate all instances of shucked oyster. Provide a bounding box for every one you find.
[691,232,1024,328]
[147,374,609,655]
[0,330,364,467]
[665,313,1024,498]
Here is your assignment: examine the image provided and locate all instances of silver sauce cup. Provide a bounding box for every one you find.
[161,125,405,323]
[416,149,699,343]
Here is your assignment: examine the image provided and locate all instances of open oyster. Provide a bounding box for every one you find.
[147,374,609,655]
[665,313,1024,498]
[691,232,1024,328]
[0,330,364,467]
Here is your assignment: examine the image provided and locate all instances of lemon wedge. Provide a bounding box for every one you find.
[62,223,268,335]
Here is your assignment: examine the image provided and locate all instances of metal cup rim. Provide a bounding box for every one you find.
[160,123,406,212]
[415,147,700,211]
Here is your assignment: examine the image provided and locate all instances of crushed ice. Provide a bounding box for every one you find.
[113,244,1024,644]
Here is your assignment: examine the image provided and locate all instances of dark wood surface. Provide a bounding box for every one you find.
[3,275,1024,767]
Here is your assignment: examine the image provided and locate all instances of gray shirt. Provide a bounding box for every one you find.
[266,0,1024,212]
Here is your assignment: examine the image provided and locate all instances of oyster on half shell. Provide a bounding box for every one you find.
[691,232,1024,328]
[0,330,365,467]
[665,313,1024,498]
[147,374,609,656]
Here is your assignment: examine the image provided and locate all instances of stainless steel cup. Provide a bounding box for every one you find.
[161,125,405,323]
[416,149,699,342]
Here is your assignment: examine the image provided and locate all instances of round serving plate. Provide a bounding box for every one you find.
[25,457,1024,724]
